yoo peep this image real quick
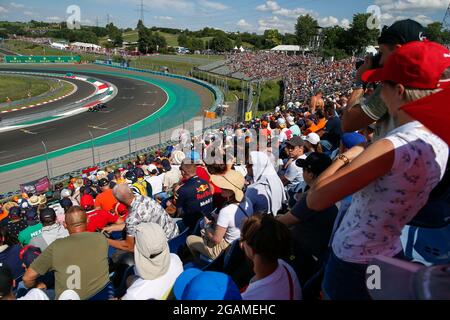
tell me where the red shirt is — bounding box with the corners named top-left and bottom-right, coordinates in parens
top-left (86, 209), bottom-right (119, 232)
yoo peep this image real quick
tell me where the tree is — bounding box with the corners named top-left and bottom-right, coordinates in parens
top-left (210, 34), bottom-right (233, 52)
top-left (263, 29), bottom-right (282, 48)
top-left (137, 20), bottom-right (145, 32)
top-left (346, 13), bottom-right (380, 54)
top-left (426, 22), bottom-right (445, 44)
top-left (295, 14), bottom-right (319, 46)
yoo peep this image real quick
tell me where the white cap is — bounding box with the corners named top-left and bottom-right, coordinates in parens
top-left (59, 290), bottom-right (81, 300)
top-left (305, 133), bottom-right (321, 145)
top-left (60, 189), bottom-right (71, 199)
top-left (277, 118), bottom-right (286, 125)
top-left (286, 116), bottom-right (295, 126)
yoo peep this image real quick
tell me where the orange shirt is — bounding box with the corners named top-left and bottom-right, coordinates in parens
top-left (94, 189), bottom-right (118, 213)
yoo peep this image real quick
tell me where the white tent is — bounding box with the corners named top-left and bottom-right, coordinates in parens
top-left (271, 45), bottom-right (309, 54)
top-left (239, 46), bottom-right (245, 52)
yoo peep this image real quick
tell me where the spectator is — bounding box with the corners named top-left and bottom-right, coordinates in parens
top-left (277, 153), bottom-right (337, 285)
top-left (126, 168), bottom-right (152, 197)
top-left (174, 160), bottom-right (214, 230)
top-left (95, 178), bottom-right (118, 213)
top-left (307, 41), bottom-right (450, 299)
top-left (322, 106), bottom-right (342, 151)
top-left (173, 268), bottom-right (242, 300)
top-left (0, 227), bottom-right (23, 279)
top-left (245, 151), bottom-right (287, 215)
top-left (240, 214), bottom-right (302, 300)
top-left (112, 169), bottom-right (127, 186)
top-left (23, 206), bottom-right (112, 300)
top-left (59, 198), bottom-right (73, 213)
top-left (29, 208), bottom-right (69, 251)
top-left (163, 156), bottom-right (183, 194)
top-left (0, 266), bottom-right (49, 300)
top-left (304, 133), bottom-right (323, 155)
top-left (4, 207), bottom-right (28, 240)
top-left (279, 136), bottom-right (307, 204)
top-left (121, 223), bottom-right (183, 300)
top-left (277, 118), bottom-right (293, 144)
top-left (18, 207), bottom-right (42, 246)
top-left (343, 19), bottom-right (427, 139)
top-left (310, 89), bottom-right (324, 113)
top-left (144, 165), bottom-right (165, 198)
top-left (287, 116), bottom-right (301, 137)
top-left (80, 194), bottom-right (124, 233)
top-left (187, 170), bottom-right (253, 260)
top-left (103, 184), bottom-right (179, 252)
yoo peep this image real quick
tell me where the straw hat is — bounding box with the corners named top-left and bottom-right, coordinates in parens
top-left (210, 170), bottom-right (245, 202)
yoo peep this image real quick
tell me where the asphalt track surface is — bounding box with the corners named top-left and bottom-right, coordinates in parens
top-left (0, 66), bottom-right (214, 166)
top-left (0, 75), bottom-right (95, 120)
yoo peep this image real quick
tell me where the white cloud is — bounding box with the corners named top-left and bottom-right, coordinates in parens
top-left (341, 18), bottom-right (351, 29)
top-left (46, 16), bottom-right (62, 22)
top-left (375, 0), bottom-right (448, 12)
top-left (379, 12), bottom-right (434, 26)
top-left (319, 16), bottom-right (339, 27)
top-left (24, 11), bottom-right (35, 16)
top-left (0, 6), bottom-right (8, 14)
top-left (237, 19), bottom-right (251, 29)
top-left (274, 7), bottom-right (317, 19)
top-left (258, 16), bottom-right (294, 34)
top-left (256, 1), bottom-right (281, 12)
top-left (154, 16), bottom-right (174, 21)
top-left (198, 0), bottom-right (228, 11)
top-left (9, 2), bottom-right (25, 9)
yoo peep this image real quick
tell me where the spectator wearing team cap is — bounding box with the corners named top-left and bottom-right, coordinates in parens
top-left (307, 41), bottom-right (450, 300)
top-left (0, 227), bottom-right (24, 280)
top-left (29, 208), bottom-right (69, 251)
top-left (59, 197), bottom-right (73, 213)
top-left (278, 153), bottom-right (337, 286)
top-left (344, 19), bottom-right (428, 140)
top-left (94, 178), bottom-right (118, 213)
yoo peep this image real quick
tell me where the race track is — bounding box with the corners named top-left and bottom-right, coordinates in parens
top-left (0, 64), bottom-right (214, 170)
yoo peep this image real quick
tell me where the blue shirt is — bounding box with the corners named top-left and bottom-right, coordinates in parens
top-left (176, 176), bottom-right (214, 230)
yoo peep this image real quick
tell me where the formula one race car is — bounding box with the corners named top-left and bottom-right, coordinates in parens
top-left (88, 103), bottom-right (107, 112)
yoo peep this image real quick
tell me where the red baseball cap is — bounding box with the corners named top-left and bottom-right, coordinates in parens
top-left (80, 194), bottom-right (94, 210)
top-left (362, 41), bottom-right (450, 90)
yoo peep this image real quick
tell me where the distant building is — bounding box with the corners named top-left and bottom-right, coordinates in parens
top-left (70, 42), bottom-right (102, 51)
top-left (270, 45), bottom-right (310, 55)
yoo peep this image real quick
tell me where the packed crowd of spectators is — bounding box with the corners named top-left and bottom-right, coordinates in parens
top-left (224, 51), bottom-right (354, 103)
top-left (0, 19), bottom-right (449, 301)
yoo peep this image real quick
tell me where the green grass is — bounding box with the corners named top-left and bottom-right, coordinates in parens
top-left (0, 75), bottom-right (52, 103)
top-left (0, 79), bottom-right (74, 110)
top-left (2, 40), bottom-right (104, 62)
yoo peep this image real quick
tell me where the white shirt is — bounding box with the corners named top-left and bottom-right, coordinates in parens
top-left (18, 288), bottom-right (49, 300)
top-left (242, 259), bottom-right (302, 300)
top-left (332, 121), bottom-right (448, 264)
top-left (278, 128), bottom-right (292, 143)
top-left (145, 174), bottom-right (165, 195)
top-left (216, 197), bottom-right (254, 243)
top-left (284, 154), bottom-right (306, 191)
top-left (122, 254), bottom-right (183, 300)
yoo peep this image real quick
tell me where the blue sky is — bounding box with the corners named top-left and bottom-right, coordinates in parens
top-left (0, 0), bottom-right (448, 33)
